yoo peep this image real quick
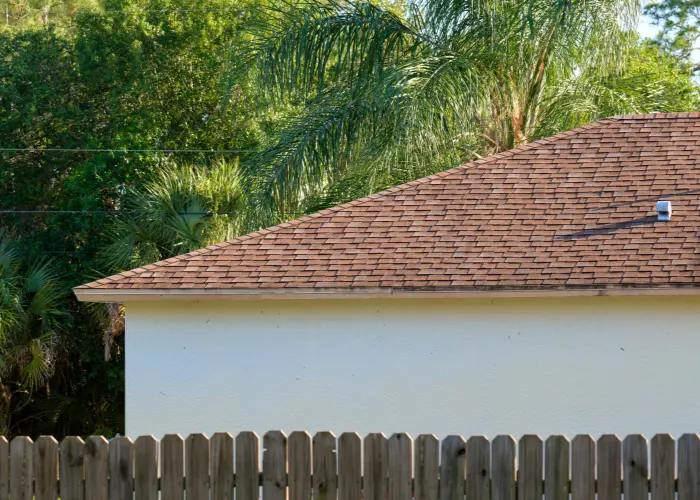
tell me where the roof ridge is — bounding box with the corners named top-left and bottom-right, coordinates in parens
top-left (612, 112), bottom-right (700, 120)
top-left (78, 115), bottom-right (624, 289)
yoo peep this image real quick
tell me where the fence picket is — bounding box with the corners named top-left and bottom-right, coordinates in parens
top-left (597, 435), bottom-right (621, 500)
top-left (211, 433), bottom-right (235, 500)
top-left (338, 432), bottom-right (361, 500)
top-left (414, 434), bottom-right (438, 500)
top-left (135, 435), bottom-right (158, 500)
top-left (262, 431), bottom-right (286, 500)
top-left (60, 436), bottom-right (85, 500)
top-left (186, 434), bottom-right (209, 500)
top-left (10, 436), bottom-right (33, 500)
top-left (85, 436), bottom-right (108, 500)
top-left (313, 432), bottom-right (337, 500)
top-left (388, 433), bottom-right (412, 500)
top-left (290, 432), bottom-right (312, 500)
top-left (518, 435), bottom-right (543, 500)
top-left (34, 436), bottom-right (58, 500)
top-left (0, 437), bottom-right (8, 500)
top-left (161, 434), bottom-right (184, 500)
top-left (109, 436), bottom-right (133, 500)
top-left (678, 433), bottom-right (700, 500)
top-left (236, 432), bottom-right (260, 500)
top-left (651, 434), bottom-right (674, 500)
top-left (544, 435), bottom-right (569, 500)
top-left (466, 436), bottom-right (489, 500)
top-left (623, 435), bottom-right (648, 500)
top-left (491, 436), bottom-right (515, 500)
top-left (440, 435), bottom-right (465, 500)
top-left (571, 435), bottom-right (594, 500)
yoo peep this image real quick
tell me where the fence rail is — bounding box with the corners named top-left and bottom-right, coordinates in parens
top-left (0, 432), bottom-right (697, 499)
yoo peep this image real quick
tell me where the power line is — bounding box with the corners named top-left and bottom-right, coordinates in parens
top-left (0, 210), bottom-right (306, 216)
top-left (84, 8), bottom-right (237, 14)
top-left (0, 210), bottom-right (237, 215)
top-left (0, 147), bottom-right (254, 154)
top-left (14, 249), bottom-right (97, 255)
top-left (6, 7), bottom-right (239, 17)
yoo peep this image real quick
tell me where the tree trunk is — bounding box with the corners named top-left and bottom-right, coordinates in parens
top-left (0, 386), bottom-right (12, 436)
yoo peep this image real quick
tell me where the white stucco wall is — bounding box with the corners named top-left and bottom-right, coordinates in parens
top-left (125, 295), bottom-right (700, 439)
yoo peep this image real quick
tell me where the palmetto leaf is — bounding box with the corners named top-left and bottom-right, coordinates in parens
top-left (0, 235), bottom-right (19, 283)
top-left (17, 337), bottom-right (55, 390)
top-left (25, 259), bottom-right (57, 295)
top-left (101, 160), bottom-right (246, 273)
top-left (0, 233), bottom-right (22, 340)
top-left (23, 261), bottom-right (67, 336)
top-left (99, 217), bottom-right (164, 272)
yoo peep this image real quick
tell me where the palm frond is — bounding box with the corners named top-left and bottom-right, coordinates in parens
top-left (535, 53), bottom-right (700, 139)
top-left (235, 0), bottom-right (422, 100)
top-left (248, 93), bottom-right (372, 221)
top-left (247, 46), bottom-right (490, 221)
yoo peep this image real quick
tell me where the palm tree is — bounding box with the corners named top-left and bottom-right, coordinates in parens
top-left (233, 0), bottom-right (692, 225)
top-left (100, 159), bottom-right (246, 273)
top-left (0, 233), bottom-right (66, 434)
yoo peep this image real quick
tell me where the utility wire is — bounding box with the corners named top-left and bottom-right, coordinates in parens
top-left (14, 249), bottom-right (98, 255)
top-left (85, 8), bottom-right (238, 13)
top-left (6, 7), bottom-right (239, 16)
top-left (0, 210), bottom-right (236, 215)
top-left (0, 210), bottom-right (306, 216)
top-left (0, 147), bottom-right (254, 154)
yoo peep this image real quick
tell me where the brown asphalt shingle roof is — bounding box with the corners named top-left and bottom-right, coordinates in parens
top-left (78, 113), bottom-right (700, 294)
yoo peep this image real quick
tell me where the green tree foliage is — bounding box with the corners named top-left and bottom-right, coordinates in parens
top-left (645, 0), bottom-right (700, 61)
top-left (0, 23), bottom-right (122, 435)
top-left (235, 0), bottom-right (700, 221)
top-left (533, 37), bottom-right (700, 140)
top-left (0, 0), bottom-right (265, 437)
top-left (0, 0), bottom-right (100, 29)
top-left (75, 0), bottom-right (265, 160)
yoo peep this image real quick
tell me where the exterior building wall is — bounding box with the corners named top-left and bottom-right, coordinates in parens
top-left (125, 295), bottom-right (700, 439)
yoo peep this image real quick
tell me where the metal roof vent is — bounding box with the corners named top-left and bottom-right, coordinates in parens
top-left (657, 200), bottom-right (672, 221)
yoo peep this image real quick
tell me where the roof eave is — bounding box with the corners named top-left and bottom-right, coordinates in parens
top-left (73, 285), bottom-right (700, 303)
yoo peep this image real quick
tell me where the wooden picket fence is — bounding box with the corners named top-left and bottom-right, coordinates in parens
top-left (0, 431), bottom-right (698, 499)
